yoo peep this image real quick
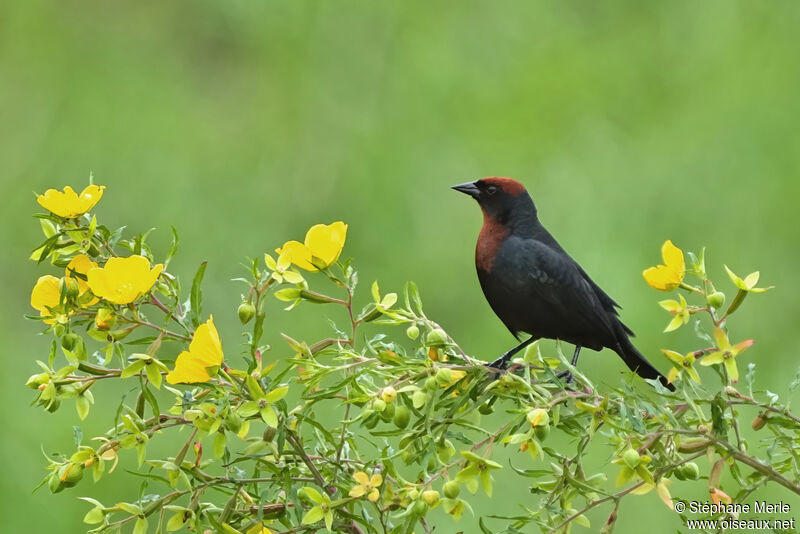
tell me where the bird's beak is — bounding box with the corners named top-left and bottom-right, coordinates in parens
top-left (451, 181), bottom-right (480, 199)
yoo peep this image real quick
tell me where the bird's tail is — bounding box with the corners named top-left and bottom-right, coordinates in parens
top-left (614, 332), bottom-right (675, 392)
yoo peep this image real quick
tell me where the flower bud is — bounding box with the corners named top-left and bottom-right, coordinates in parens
top-left (426, 328), bottom-right (447, 346)
top-left (56, 463), bottom-right (84, 489)
top-left (751, 413), bottom-right (767, 430)
top-left (422, 490), bottom-right (440, 506)
top-left (26, 373), bottom-right (50, 389)
top-left (622, 448), bottom-right (640, 469)
top-left (237, 302), bottom-right (256, 324)
top-left (407, 488), bottom-right (419, 501)
top-left (526, 408), bottom-right (549, 428)
top-left (263, 426), bottom-right (277, 443)
top-left (380, 386), bottom-right (397, 404)
top-left (406, 325), bottom-right (420, 340)
top-left (393, 405), bottom-right (410, 429)
top-left (61, 333), bottom-right (80, 352)
top-left (707, 291), bottom-right (725, 309)
top-left (60, 277), bottom-right (80, 299)
top-left (95, 308), bottom-right (115, 330)
top-left (443, 480), bottom-right (460, 499)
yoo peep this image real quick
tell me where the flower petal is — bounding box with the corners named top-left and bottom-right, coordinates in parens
top-left (277, 241), bottom-right (316, 271)
top-left (661, 240), bottom-right (685, 275)
top-left (352, 471), bottom-right (369, 485)
top-left (700, 351), bottom-right (724, 366)
top-left (724, 358), bottom-right (739, 382)
top-left (643, 266), bottom-right (679, 291)
top-left (712, 328), bottom-right (730, 351)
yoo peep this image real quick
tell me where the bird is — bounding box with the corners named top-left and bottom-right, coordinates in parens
top-left (452, 176), bottom-right (674, 391)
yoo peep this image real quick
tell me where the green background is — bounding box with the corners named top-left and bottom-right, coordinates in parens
top-left (2, 1), bottom-right (799, 532)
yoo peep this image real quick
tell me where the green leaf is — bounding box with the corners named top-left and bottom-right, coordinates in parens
top-left (237, 401), bottom-right (260, 418)
top-left (166, 511), bottom-right (188, 531)
top-left (144, 362), bottom-right (162, 389)
top-left (302, 487), bottom-right (325, 505)
top-left (265, 385), bottom-right (288, 403)
top-left (213, 432), bottom-right (227, 460)
top-left (121, 360), bottom-right (146, 379)
top-left (116, 502), bottom-right (143, 515)
top-left (260, 405), bottom-right (278, 427)
top-left (302, 505), bottom-right (324, 525)
top-left (76, 395), bottom-right (90, 421)
top-left (83, 507), bottom-right (104, 524)
top-left (371, 280), bottom-right (381, 302)
top-left (165, 226), bottom-right (179, 267)
top-left (190, 261), bottom-right (207, 328)
top-left (133, 517), bottom-right (148, 534)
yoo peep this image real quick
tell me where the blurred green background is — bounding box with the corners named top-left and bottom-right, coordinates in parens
top-left (3, 1), bottom-right (800, 532)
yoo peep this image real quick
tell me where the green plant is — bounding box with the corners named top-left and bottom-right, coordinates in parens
top-left (27, 184), bottom-right (798, 533)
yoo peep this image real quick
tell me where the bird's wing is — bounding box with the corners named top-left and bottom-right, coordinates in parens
top-left (497, 236), bottom-right (618, 344)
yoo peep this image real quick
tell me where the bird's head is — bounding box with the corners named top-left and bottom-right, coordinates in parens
top-left (451, 177), bottom-right (536, 225)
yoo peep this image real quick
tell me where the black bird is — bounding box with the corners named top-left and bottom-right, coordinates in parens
top-left (452, 177), bottom-right (673, 391)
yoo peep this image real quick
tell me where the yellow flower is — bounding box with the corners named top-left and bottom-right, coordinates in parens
top-left (37, 185), bottom-right (105, 218)
top-left (65, 254), bottom-right (99, 306)
top-left (643, 240), bottom-right (685, 291)
top-left (166, 316), bottom-right (224, 384)
top-left (659, 293), bottom-right (689, 332)
top-left (662, 350), bottom-right (701, 384)
top-left (348, 471), bottom-right (382, 502)
top-left (30, 275), bottom-right (64, 324)
top-left (699, 327), bottom-right (754, 383)
top-left (87, 255), bottom-right (163, 305)
top-left (276, 222), bottom-right (348, 272)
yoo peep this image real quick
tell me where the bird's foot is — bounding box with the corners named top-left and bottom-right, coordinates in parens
top-left (556, 369), bottom-right (577, 387)
top-left (486, 353), bottom-right (511, 370)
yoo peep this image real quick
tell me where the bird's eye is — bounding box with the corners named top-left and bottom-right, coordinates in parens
top-left (486, 185), bottom-right (498, 196)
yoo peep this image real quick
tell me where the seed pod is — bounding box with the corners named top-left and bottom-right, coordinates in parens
top-left (707, 291), bottom-right (725, 309)
top-left (426, 329), bottom-right (447, 346)
top-left (412, 500), bottom-right (428, 516)
top-left (681, 462), bottom-right (700, 480)
top-left (422, 490), bottom-right (440, 506)
top-left (424, 377), bottom-right (438, 392)
top-left (622, 448), bottom-right (640, 469)
top-left (237, 302), bottom-right (256, 324)
top-left (393, 405), bottom-right (410, 429)
top-left (443, 480), bottom-right (460, 499)
top-left (380, 402), bottom-right (395, 422)
top-left (435, 368), bottom-right (452, 385)
top-left (406, 325), bottom-right (420, 340)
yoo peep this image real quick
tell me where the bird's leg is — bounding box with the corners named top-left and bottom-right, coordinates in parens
top-left (487, 336), bottom-right (539, 370)
top-left (556, 345), bottom-right (582, 383)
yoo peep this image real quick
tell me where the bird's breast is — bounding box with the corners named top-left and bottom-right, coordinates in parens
top-left (475, 213), bottom-right (510, 273)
